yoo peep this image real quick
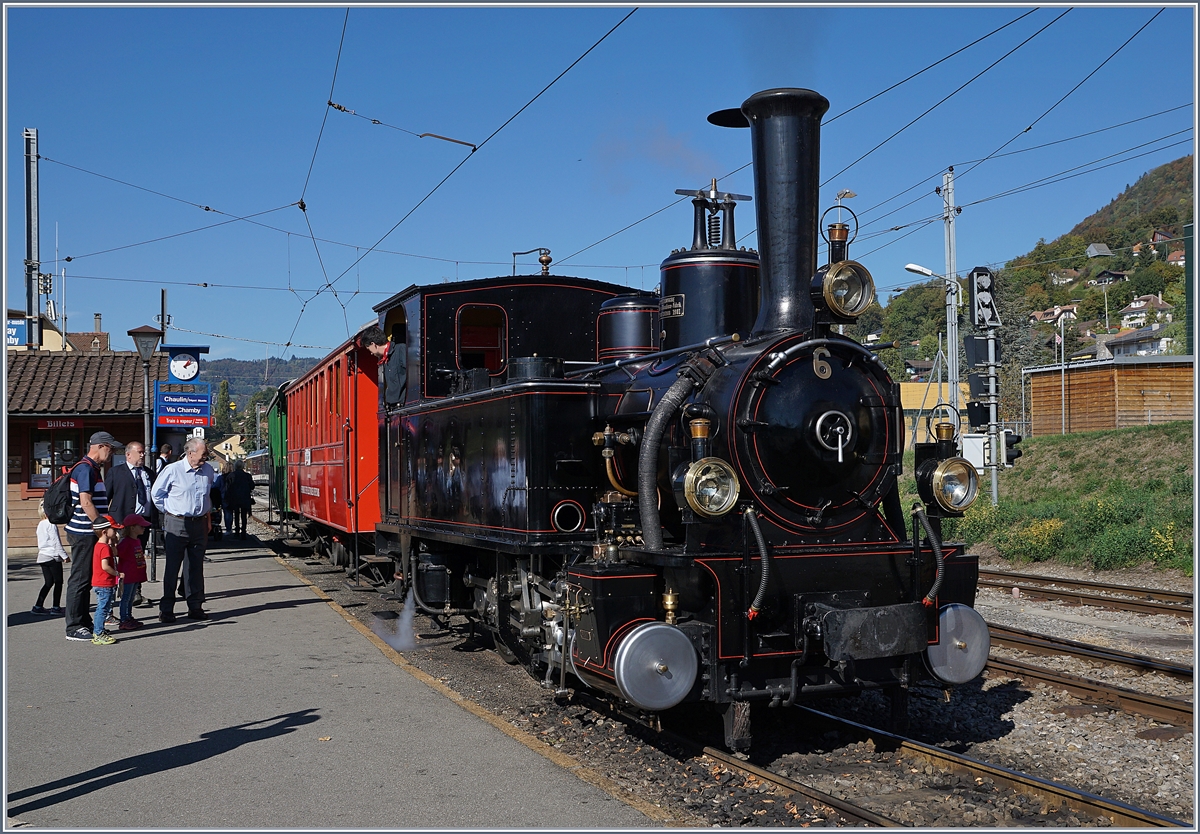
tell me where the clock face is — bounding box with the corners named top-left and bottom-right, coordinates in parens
top-left (171, 353), bottom-right (199, 380)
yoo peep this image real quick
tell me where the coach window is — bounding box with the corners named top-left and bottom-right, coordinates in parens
top-left (457, 305), bottom-right (507, 373)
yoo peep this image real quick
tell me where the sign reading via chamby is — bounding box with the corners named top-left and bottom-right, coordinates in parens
top-left (155, 392), bottom-right (211, 426)
top-left (6, 319), bottom-right (27, 346)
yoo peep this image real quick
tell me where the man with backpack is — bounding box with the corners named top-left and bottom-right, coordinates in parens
top-left (63, 432), bottom-right (123, 642)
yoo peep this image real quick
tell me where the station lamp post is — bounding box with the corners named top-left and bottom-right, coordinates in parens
top-left (904, 263), bottom-right (960, 439)
top-left (128, 324), bottom-right (163, 582)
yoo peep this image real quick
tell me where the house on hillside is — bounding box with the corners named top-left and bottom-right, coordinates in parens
top-left (904, 358), bottom-right (934, 381)
top-left (1166, 249), bottom-right (1186, 269)
top-left (1106, 322), bottom-right (1174, 357)
top-left (1028, 304), bottom-right (1078, 325)
top-left (1049, 268), bottom-right (1079, 286)
top-left (1085, 243), bottom-right (1114, 259)
top-left (1087, 269), bottom-right (1129, 287)
top-left (1118, 294), bottom-right (1173, 329)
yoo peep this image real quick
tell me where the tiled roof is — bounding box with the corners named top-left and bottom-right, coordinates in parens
top-left (1106, 324), bottom-right (1169, 348)
top-left (7, 351), bottom-right (171, 415)
top-left (65, 331), bottom-right (111, 352)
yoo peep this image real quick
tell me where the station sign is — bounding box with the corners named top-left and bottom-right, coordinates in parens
top-left (37, 419), bottom-right (81, 429)
top-left (6, 319), bottom-right (27, 346)
top-left (155, 391), bottom-right (211, 426)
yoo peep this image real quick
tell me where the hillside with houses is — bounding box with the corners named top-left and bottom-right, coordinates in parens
top-left (849, 155), bottom-right (1192, 425)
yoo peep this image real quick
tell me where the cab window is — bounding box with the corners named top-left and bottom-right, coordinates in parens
top-left (456, 305), bottom-right (506, 373)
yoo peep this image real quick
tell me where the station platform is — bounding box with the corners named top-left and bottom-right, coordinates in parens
top-left (4, 537), bottom-right (656, 829)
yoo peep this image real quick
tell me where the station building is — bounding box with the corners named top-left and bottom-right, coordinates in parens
top-left (6, 349), bottom-right (170, 550)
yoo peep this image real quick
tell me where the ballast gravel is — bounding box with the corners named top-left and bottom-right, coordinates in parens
top-left (265, 513), bottom-right (1193, 827)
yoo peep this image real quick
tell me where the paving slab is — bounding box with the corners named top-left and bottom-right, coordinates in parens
top-left (4, 539), bottom-right (655, 829)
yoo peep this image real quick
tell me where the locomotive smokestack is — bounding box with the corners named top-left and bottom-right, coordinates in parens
top-left (709, 88), bottom-right (829, 335)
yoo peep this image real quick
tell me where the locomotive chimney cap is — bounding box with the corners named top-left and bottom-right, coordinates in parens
top-left (708, 88), bottom-right (830, 129)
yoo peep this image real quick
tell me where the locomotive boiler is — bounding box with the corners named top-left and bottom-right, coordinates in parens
top-left (352, 88), bottom-right (990, 749)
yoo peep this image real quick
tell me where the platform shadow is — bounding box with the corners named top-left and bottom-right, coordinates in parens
top-left (6, 709), bottom-right (321, 816)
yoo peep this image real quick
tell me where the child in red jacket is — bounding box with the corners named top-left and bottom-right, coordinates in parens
top-left (91, 515), bottom-right (124, 645)
top-left (116, 514), bottom-right (151, 630)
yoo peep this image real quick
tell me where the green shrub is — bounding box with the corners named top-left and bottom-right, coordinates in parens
top-left (1091, 525), bottom-right (1150, 570)
top-left (998, 518), bottom-right (1066, 563)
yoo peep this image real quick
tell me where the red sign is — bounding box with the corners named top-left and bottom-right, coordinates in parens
top-left (37, 419), bottom-right (81, 429)
top-left (157, 415), bottom-right (211, 426)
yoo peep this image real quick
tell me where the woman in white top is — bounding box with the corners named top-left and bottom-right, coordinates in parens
top-left (33, 501), bottom-right (69, 615)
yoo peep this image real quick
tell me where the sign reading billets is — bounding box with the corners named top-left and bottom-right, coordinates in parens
top-left (155, 392), bottom-right (211, 426)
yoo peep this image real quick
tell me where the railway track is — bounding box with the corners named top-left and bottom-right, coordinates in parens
top-left (574, 692), bottom-right (1189, 827)
top-left (988, 623), bottom-right (1193, 679)
top-left (979, 569), bottom-right (1193, 618)
top-left (794, 707), bottom-right (1191, 828)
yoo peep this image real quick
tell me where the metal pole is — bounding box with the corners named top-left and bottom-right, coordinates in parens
top-left (159, 288), bottom-right (169, 344)
top-left (987, 330), bottom-right (999, 506)
top-left (143, 359), bottom-right (157, 584)
top-left (24, 128), bottom-right (42, 348)
top-left (942, 168), bottom-right (959, 439)
top-left (1060, 317), bottom-right (1066, 435)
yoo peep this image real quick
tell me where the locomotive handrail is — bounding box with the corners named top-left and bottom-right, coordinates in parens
top-left (564, 333), bottom-right (741, 380)
top-left (763, 336), bottom-right (886, 375)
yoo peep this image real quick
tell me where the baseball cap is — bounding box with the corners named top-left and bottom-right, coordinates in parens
top-left (122, 514), bottom-right (151, 529)
top-left (93, 514), bottom-right (124, 532)
top-left (89, 431), bottom-right (125, 450)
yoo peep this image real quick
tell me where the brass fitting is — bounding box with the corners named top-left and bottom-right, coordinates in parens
top-left (662, 587), bottom-right (679, 625)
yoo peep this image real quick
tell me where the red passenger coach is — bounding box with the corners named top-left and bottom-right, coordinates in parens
top-left (284, 335), bottom-right (381, 566)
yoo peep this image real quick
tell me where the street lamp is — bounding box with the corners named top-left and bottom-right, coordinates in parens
top-left (835, 189), bottom-right (856, 223)
top-left (128, 324), bottom-right (162, 584)
top-left (1086, 243), bottom-right (1115, 331)
top-left (905, 263), bottom-right (961, 435)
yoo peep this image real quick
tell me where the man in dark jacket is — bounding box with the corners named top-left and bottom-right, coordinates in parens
top-left (108, 440), bottom-right (155, 538)
top-left (224, 460), bottom-right (255, 538)
top-left (356, 325), bottom-right (406, 407)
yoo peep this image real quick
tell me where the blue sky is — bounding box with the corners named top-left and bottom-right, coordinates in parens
top-left (5, 4), bottom-right (1196, 362)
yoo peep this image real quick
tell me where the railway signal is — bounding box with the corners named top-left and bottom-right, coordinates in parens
top-left (1003, 430), bottom-right (1023, 466)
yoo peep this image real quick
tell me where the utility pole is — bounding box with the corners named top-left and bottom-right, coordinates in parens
top-left (940, 167), bottom-right (960, 440)
top-left (24, 128), bottom-right (42, 348)
top-left (157, 287), bottom-right (171, 343)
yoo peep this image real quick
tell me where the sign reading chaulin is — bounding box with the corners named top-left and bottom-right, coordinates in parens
top-left (155, 392), bottom-right (211, 426)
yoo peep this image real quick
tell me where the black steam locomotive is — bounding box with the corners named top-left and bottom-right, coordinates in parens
top-left (367, 88), bottom-right (988, 749)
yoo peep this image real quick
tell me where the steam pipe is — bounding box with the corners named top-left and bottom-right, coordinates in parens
top-left (912, 503), bottom-right (945, 607)
top-left (638, 373), bottom-right (696, 550)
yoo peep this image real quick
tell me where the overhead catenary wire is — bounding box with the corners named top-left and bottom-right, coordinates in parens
top-left (954, 8), bottom-right (1167, 184)
top-left (277, 7), bottom-right (638, 351)
top-left (820, 8), bottom-right (1071, 187)
top-left (301, 8), bottom-right (350, 202)
top-left (562, 10), bottom-right (1044, 264)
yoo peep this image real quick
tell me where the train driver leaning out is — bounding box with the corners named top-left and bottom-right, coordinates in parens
top-left (357, 325), bottom-right (406, 407)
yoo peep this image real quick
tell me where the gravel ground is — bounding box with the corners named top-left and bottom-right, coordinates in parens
top-left (257, 509), bottom-right (1194, 827)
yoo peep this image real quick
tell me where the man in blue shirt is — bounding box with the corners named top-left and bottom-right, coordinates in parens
top-left (64, 431), bottom-right (123, 641)
top-left (151, 437), bottom-right (216, 622)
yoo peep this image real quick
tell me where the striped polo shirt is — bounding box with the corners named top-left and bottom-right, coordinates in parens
top-left (65, 458), bottom-right (108, 537)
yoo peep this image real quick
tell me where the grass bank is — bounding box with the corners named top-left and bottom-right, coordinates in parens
top-left (898, 421), bottom-right (1194, 575)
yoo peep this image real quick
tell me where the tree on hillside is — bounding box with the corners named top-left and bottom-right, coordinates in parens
top-left (213, 380), bottom-right (233, 435)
